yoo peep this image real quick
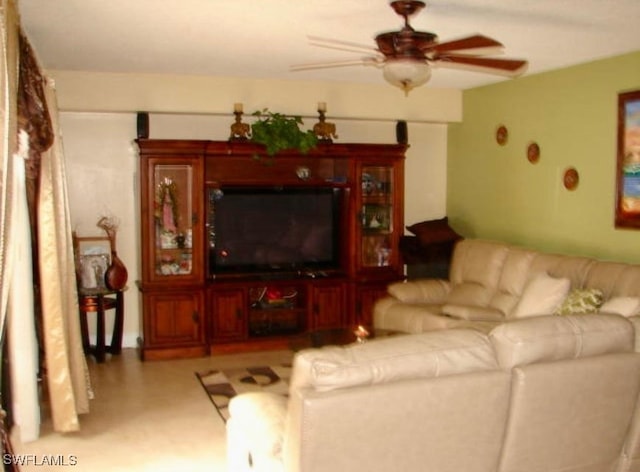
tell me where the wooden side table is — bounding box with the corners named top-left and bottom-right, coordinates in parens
top-left (78, 287), bottom-right (125, 363)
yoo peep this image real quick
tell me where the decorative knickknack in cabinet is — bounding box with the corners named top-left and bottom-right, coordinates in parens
top-left (136, 139), bottom-right (405, 359)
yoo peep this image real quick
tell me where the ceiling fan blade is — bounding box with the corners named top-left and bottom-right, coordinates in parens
top-left (308, 35), bottom-right (379, 55)
top-left (290, 57), bottom-right (381, 72)
top-left (433, 54), bottom-right (528, 76)
top-left (430, 34), bottom-right (504, 54)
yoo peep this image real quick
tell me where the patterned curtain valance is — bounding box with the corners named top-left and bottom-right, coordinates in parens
top-left (17, 31), bottom-right (53, 169)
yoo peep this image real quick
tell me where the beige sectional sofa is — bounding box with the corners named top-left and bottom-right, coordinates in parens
top-left (226, 239), bottom-right (640, 471)
top-left (227, 313), bottom-right (640, 472)
top-left (374, 239), bottom-right (640, 335)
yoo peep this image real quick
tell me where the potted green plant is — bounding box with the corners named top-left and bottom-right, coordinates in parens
top-left (250, 108), bottom-right (318, 158)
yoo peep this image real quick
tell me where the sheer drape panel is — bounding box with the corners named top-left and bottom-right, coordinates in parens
top-left (8, 131), bottom-right (39, 442)
top-left (0, 0), bottom-right (41, 445)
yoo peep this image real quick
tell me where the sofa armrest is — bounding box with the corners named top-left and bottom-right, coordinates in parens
top-left (441, 304), bottom-right (505, 322)
top-left (628, 315), bottom-right (640, 352)
top-left (373, 297), bottom-right (446, 333)
top-left (227, 392), bottom-right (288, 472)
top-left (387, 278), bottom-right (451, 304)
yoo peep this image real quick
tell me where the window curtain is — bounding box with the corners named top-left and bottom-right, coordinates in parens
top-left (0, 1), bottom-right (91, 443)
top-left (0, 0), bottom-right (19, 333)
top-left (37, 77), bottom-right (92, 432)
top-left (0, 0), bottom-right (33, 446)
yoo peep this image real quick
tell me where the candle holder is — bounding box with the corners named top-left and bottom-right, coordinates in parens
top-left (313, 103), bottom-right (338, 142)
top-left (354, 325), bottom-right (370, 343)
top-left (229, 103), bottom-right (251, 141)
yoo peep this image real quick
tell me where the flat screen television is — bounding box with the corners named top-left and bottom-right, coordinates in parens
top-left (208, 187), bottom-right (342, 276)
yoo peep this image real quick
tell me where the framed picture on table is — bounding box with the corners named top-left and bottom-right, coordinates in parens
top-left (73, 233), bottom-right (112, 290)
top-left (79, 254), bottom-right (110, 290)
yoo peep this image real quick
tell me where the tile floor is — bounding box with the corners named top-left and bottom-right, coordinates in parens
top-left (11, 348), bottom-right (293, 472)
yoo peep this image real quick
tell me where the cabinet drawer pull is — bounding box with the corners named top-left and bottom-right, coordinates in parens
top-left (192, 311), bottom-right (200, 323)
top-left (236, 308), bottom-right (243, 320)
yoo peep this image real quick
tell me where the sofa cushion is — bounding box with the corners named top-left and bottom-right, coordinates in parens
top-left (488, 248), bottom-right (537, 315)
top-left (600, 297), bottom-right (640, 317)
top-left (446, 282), bottom-right (494, 306)
top-left (555, 288), bottom-right (604, 315)
top-left (291, 329), bottom-right (498, 392)
top-left (529, 253), bottom-right (593, 289)
top-left (584, 261), bottom-right (640, 299)
top-left (449, 239), bottom-right (509, 291)
top-left (510, 273), bottom-right (570, 318)
top-left (490, 314), bottom-right (634, 369)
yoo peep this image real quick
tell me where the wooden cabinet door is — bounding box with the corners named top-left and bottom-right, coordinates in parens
top-left (311, 283), bottom-right (346, 330)
top-left (210, 287), bottom-right (246, 341)
top-left (138, 152), bottom-right (204, 285)
top-left (353, 158), bottom-right (404, 280)
top-left (143, 290), bottom-right (204, 347)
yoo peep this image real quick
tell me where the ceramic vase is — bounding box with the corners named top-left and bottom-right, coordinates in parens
top-left (104, 235), bottom-right (128, 290)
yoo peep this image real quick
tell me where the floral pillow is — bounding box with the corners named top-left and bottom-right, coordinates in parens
top-left (555, 288), bottom-right (604, 315)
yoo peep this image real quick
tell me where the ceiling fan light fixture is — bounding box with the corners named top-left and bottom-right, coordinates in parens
top-left (383, 59), bottom-right (431, 95)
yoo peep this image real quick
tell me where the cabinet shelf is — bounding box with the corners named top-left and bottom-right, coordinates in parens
top-left (156, 248), bottom-right (193, 254)
top-left (362, 195), bottom-right (392, 204)
top-left (362, 228), bottom-right (393, 236)
top-left (249, 308), bottom-right (306, 337)
top-left (156, 249), bottom-right (193, 275)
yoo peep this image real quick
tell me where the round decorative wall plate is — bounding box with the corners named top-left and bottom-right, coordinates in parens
top-left (527, 142), bottom-right (540, 163)
top-left (496, 125), bottom-right (508, 146)
top-left (563, 167), bottom-right (579, 190)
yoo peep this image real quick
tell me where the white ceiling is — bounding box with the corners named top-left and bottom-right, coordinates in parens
top-left (16, 0), bottom-right (640, 91)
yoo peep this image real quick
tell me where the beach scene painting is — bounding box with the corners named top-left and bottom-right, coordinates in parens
top-left (616, 90), bottom-right (640, 227)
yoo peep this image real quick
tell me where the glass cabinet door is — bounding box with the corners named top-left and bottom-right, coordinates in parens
top-left (151, 162), bottom-right (200, 281)
top-left (360, 166), bottom-right (394, 268)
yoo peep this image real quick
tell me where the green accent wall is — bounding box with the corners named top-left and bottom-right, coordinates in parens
top-left (448, 51), bottom-right (640, 263)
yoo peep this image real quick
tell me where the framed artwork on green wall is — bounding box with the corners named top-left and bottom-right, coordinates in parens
top-left (615, 89), bottom-right (640, 229)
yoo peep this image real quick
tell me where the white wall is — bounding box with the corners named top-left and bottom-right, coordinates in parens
top-left (54, 72), bottom-right (453, 347)
top-left (50, 71), bottom-right (462, 123)
top-left (61, 113), bottom-right (139, 347)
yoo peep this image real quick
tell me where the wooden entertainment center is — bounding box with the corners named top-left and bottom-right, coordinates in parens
top-left (136, 139), bottom-right (406, 360)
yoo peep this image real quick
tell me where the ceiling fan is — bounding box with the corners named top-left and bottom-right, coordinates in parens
top-left (292, 0), bottom-right (528, 95)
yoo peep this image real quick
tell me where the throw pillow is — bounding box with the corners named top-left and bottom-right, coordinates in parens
top-left (555, 288), bottom-right (604, 315)
top-left (600, 296), bottom-right (640, 317)
top-left (511, 273), bottom-right (571, 319)
top-left (405, 217), bottom-right (461, 245)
